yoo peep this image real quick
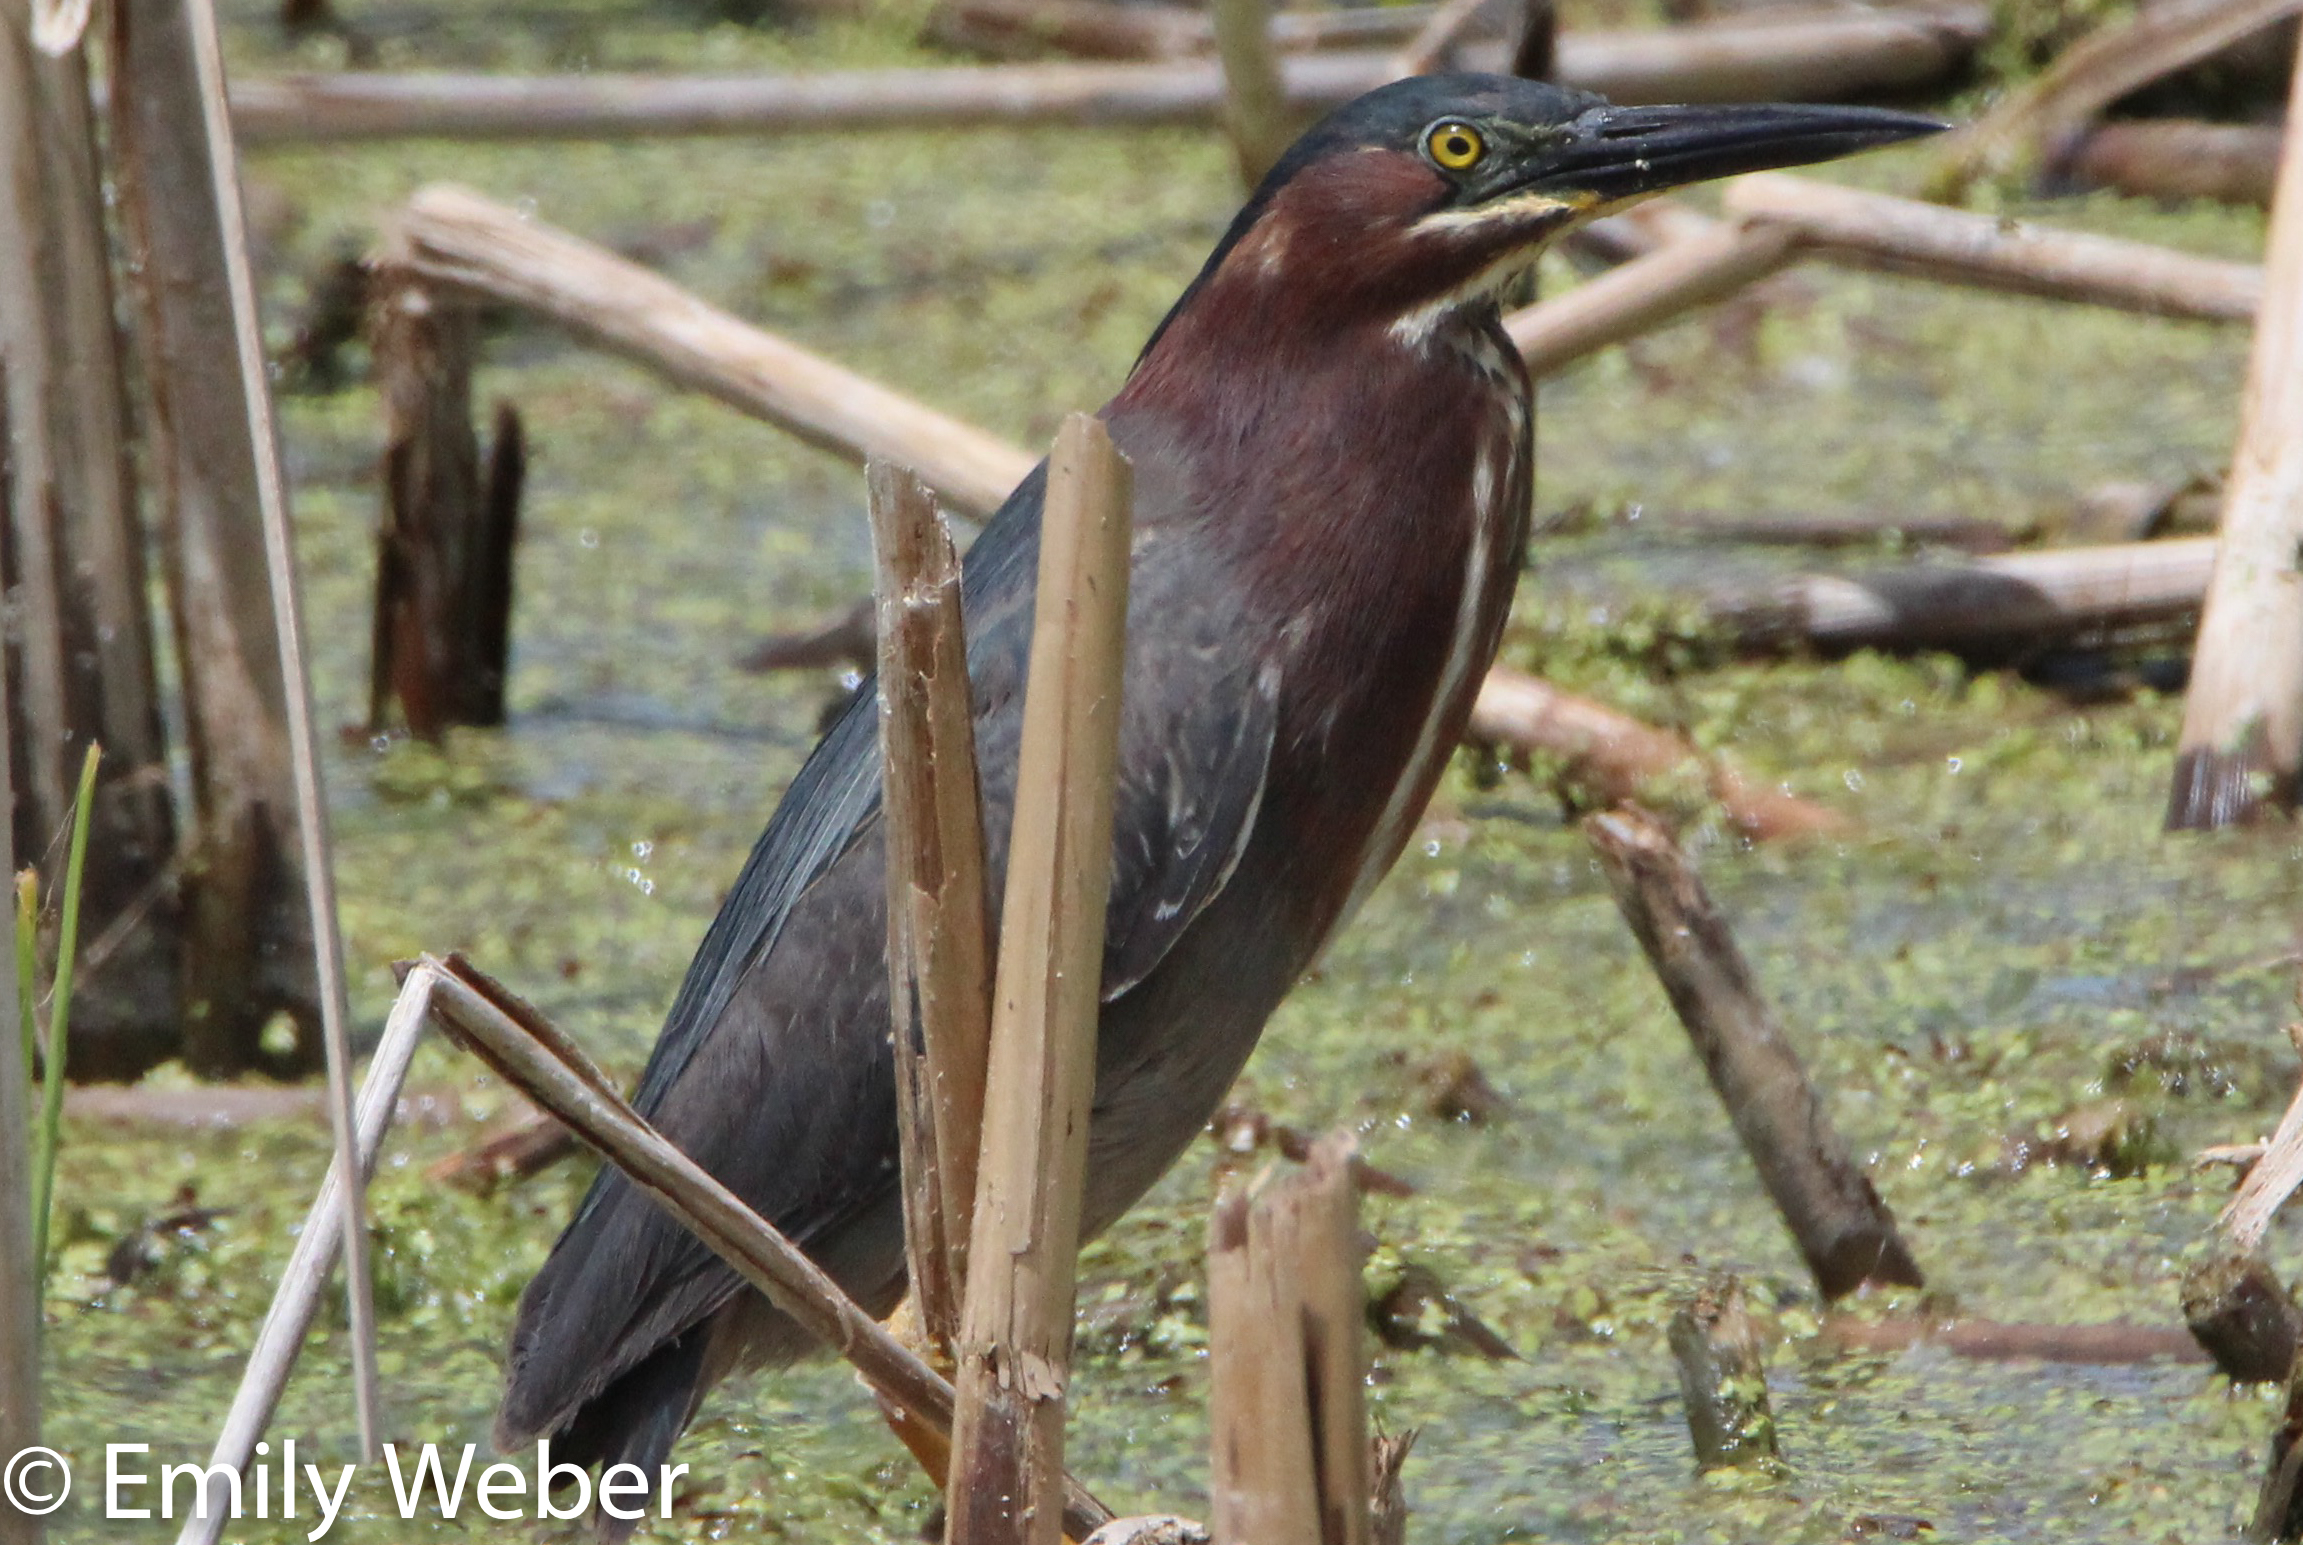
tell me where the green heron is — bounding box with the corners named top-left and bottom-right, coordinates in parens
top-left (499, 73), bottom-right (1940, 1506)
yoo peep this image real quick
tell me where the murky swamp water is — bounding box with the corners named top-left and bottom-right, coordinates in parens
top-left (30, 2), bottom-right (2303, 1538)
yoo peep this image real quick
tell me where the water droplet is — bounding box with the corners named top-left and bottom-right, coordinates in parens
top-left (1843, 769), bottom-right (1864, 792)
top-left (632, 840), bottom-right (653, 858)
top-left (1946, 756), bottom-right (1962, 774)
top-left (513, 195), bottom-right (539, 219)
top-left (578, 528), bottom-right (601, 549)
top-left (864, 199), bottom-right (896, 229)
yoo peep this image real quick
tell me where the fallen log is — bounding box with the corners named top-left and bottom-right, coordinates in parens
top-left (394, 184), bottom-right (1034, 519)
top-left (1467, 667), bottom-right (1843, 840)
top-left (1821, 1316), bottom-right (2211, 1363)
top-left (2063, 119), bottom-right (2283, 207)
top-left (215, 8), bottom-right (1988, 145)
top-left (1924, 0), bottom-right (2303, 197)
top-left (1724, 172), bottom-right (2263, 324)
top-left (2169, 43), bottom-right (2303, 827)
top-left (1707, 537), bottom-right (2217, 660)
top-left (1584, 805), bottom-right (1924, 1301)
top-left (1507, 216), bottom-right (1799, 377)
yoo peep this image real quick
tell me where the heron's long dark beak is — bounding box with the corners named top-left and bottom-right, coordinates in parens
top-left (1536, 101), bottom-right (1948, 203)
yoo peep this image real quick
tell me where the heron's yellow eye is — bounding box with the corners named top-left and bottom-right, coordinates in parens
top-left (1425, 121), bottom-right (1485, 172)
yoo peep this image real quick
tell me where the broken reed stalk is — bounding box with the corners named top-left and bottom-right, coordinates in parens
top-left (2182, 1250), bottom-right (2303, 1385)
top-left (1505, 216), bottom-right (1799, 378)
top-left (210, 7), bottom-right (1987, 145)
top-left (1205, 1132), bottom-right (1371, 1545)
top-left (0, 0), bottom-right (179, 1083)
top-left (0, 568), bottom-right (30, 1545)
top-left (1668, 1272), bottom-right (1781, 1473)
top-left (1208, 0), bottom-right (1294, 187)
top-left (2168, 37), bottom-right (2303, 829)
top-left (2253, 1356), bottom-right (2303, 1542)
top-left (1925, 0), bottom-right (2303, 199)
top-left (1467, 667), bottom-right (1843, 841)
top-left (369, 259), bottom-right (525, 739)
top-left (1723, 173), bottom-right (2263, 324)
top-left (113, 0), bottom-right (381, 1450)
top-left (418, 952), bottom-right (1118, 1538)
top-left (2185, 1041), bottom-right (2303, 1383)
top-left (946, 415), bottom-right (1133, 1545)
top-left (1584, 806), bottom-right (1923, 1300)
top-left (870, 458), bottom-right (996, 1355)
top-left (2064, 120), bottom-right (2282, 208)
top-left (173, 969), bottom-right (438, 1545)
top-left (396, 185), bottom-right (1031, 519)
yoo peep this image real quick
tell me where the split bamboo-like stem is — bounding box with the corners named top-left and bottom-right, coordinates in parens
top-left (2169, 37), bottom-right (2303, 828)
top-left (871, 459), bottom-right (996, 1355)
top-left (1724, 172), bottom-right (2263, 324)
top-left (1206, 1133), bottom-right (1371, 1545)
top-left (210, 8), bottom-right (1987, 145)
top-left (111, 0), bottom-right (379, 1448)
top-left (396, 185), bottom-right (1032, 518)
top-left (1208, 0), bottom-right (1294, 187)
top-left (2063, 119), bottom-right (2282, 208)
top-left (1926, 0), bottom-right (2303, 198)
top-left (1506, 216), bottom-right (1800, 378)
top-left (1467, 667), bottom-right (1843, 841)
top-left (173, 969), bottom-right (438, 1545)
top-left (1584, 805), bottom-right (1924, 1300)
top-left (418, 953), bottom-right (1119, 1539)
top-left (946, 416), bottom-right (1133, 1545)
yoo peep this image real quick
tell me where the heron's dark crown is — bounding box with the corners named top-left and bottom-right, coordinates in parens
top-left (1134, 76), bottom-right (1945, 360)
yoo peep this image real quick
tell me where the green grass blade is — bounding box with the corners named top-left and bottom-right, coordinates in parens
top-left (14, 871), bottom-right (32, 1089)
top-left (30, 743), bottom-right (99, 1288)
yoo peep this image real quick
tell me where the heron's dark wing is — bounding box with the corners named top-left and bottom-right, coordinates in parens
top-left (1097, 583), bottom-right (1279, 999)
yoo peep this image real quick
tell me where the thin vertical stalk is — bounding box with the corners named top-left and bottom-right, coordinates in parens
top-left (871, 458), bottom-right (994, 1357)
top-left (168, 0), bottom-right (380, 1451)
top-left (946, 415), bottom-right (1133, 1545)
top-left (0, 403), bottom-right (32, 1545)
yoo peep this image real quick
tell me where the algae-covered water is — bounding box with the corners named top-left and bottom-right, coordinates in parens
top-left (29, 2), bottom-right (2303, 1538)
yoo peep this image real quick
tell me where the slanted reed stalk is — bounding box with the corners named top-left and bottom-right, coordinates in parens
top-left (28, 743), bottom-right (97, 1289)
